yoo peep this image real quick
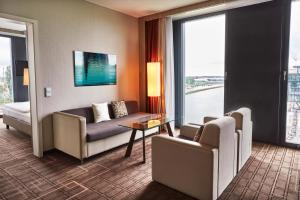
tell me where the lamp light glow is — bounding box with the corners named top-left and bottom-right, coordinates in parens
top-left (23, 68), bottom-right (29, 86)
top-left (147, 62), bottom-right (160, 97)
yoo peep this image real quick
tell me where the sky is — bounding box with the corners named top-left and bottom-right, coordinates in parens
top-left (185, 14), bottom-right (225, 77)
top-left (289, 1), bottom-right (300, 68)
top-left (185, 1), bottom-right (300, 76)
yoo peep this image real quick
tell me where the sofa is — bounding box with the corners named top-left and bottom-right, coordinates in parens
top-left (152, 117), bottom-right (237, 200)
top-left (53, 101), bottom-right (157, 162)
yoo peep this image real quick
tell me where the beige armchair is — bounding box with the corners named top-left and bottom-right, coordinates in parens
top-left (203, 107), bottom-right (253, 172)
top-left (231, 108), bottom-right (252, 170)
top-left (152, 117), bottom-right (236, 200)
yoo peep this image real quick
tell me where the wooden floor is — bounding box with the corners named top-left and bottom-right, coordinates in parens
top-left (0, 124), bottom-right (299, 200)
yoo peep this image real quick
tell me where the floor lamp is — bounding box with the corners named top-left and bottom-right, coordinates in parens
top-left (147, 62), bottom-right (161, 114)
top-left (23, 68), bottom-right (30, 103)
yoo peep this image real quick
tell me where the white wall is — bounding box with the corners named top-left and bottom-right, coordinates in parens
top-left (0, 0), bottom-right (140, 151)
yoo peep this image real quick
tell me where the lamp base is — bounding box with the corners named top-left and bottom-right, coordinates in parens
top-left (147, 96), bottom-right (161, 114)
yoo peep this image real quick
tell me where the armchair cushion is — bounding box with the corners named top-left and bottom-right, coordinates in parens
top-left (180, 124), bottom-right (199, 139)
top-left (199, 123), bottom-right (220, 148)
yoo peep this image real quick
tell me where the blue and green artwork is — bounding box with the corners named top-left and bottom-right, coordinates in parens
top-left (74, 51), bottom-right (117, 86)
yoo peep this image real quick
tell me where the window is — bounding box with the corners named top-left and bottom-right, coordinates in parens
top-left (184, 14), bottom-right (226, 124)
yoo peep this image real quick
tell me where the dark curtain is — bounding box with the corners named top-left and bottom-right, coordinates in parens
top-left (145, 19), bottom-right (160, 113)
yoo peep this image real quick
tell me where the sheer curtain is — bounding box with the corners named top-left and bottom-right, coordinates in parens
top-left (159, 17), bottom-right (175, 127)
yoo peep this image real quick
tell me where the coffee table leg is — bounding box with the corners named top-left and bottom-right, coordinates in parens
top-left (125, 129), bottom-right (137, 157)
top-left (142, 130), bottom-right (146, 163)
top-left (165, 122), bottom-right (174, 137)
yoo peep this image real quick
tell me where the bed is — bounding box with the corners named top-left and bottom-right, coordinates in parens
top-left (2, 101), bottom-right (32, 136)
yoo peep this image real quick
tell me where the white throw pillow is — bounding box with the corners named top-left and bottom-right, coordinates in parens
top-left (92, 102), bottom-right (111, 123)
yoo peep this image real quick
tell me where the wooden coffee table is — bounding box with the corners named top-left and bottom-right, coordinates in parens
top-left (119, 114), bottom-right (174, 163)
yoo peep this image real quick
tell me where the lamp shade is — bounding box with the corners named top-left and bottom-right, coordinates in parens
top-left (147, 62), bottom-right (160, 97)
top-left (23, 68), bottom-right (29, 86)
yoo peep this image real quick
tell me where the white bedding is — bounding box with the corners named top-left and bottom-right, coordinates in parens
top-left (3, 101), bottom-right (30, 113)
top-left (2, 102), bottom-right (31, 124)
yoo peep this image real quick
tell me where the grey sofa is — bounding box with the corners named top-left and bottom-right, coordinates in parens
top-left (53, 101), bottom-right (157, 162)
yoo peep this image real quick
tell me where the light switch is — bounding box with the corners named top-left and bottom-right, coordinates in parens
top-left (44, 87), bottom-right (52, 97)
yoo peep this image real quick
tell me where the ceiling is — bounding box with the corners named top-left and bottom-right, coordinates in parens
top-left (0, 17), bottom-right (26, 31)
top-left (85, 0), bottom-right (207, 18)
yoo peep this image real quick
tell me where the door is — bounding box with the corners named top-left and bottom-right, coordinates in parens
top-left (225, 1), bottom-right (286, 144)
top-left (285, 0), bottom-right (300, 145)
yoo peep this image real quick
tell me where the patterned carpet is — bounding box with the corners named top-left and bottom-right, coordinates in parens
top-left (0, 125), bottom-right (299, 200)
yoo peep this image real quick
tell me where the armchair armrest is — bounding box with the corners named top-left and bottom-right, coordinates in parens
top-left (53, 112), bottom-right (87, 161)
top-left (152, 135), bottom-right (218, 200)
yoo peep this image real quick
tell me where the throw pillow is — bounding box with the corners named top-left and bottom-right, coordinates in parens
top-left (111, 101), bottom-right (128, 118)
top-left (92, 102), bottom-right (111, 123)
top-left (193, 125), bottom-right (204, 142)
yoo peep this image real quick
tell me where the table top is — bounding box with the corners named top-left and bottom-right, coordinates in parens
top-left (118, 114), bottom-right (173, 131)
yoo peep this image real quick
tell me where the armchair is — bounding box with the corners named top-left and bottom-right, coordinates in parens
top-left (152, 117), bottom-right (236, 200)
top-left (203, 108), bottom-right (253, 171)
top-left (231, 108), bottom-right (252, 170)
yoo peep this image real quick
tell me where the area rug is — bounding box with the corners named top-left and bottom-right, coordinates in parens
top-left (0, 126), bottom-right (299, 200)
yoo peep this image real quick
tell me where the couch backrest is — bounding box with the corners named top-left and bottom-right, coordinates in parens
top-left (62, 101), bottom-right (139, 123)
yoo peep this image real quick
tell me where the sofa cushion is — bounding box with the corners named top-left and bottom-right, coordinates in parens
top-left (86, 112), bottom-right (153, 142)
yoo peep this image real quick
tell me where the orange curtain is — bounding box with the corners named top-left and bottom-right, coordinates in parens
top-left (145, 19), bottom-right (166, 114)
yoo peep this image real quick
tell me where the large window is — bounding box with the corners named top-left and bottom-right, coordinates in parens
top-left (184, 14), bottom-right (225, 124)
top-left (286, 1), bottom-right (300, 144)
top-left (0, 36), bottom-right (13, 113)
